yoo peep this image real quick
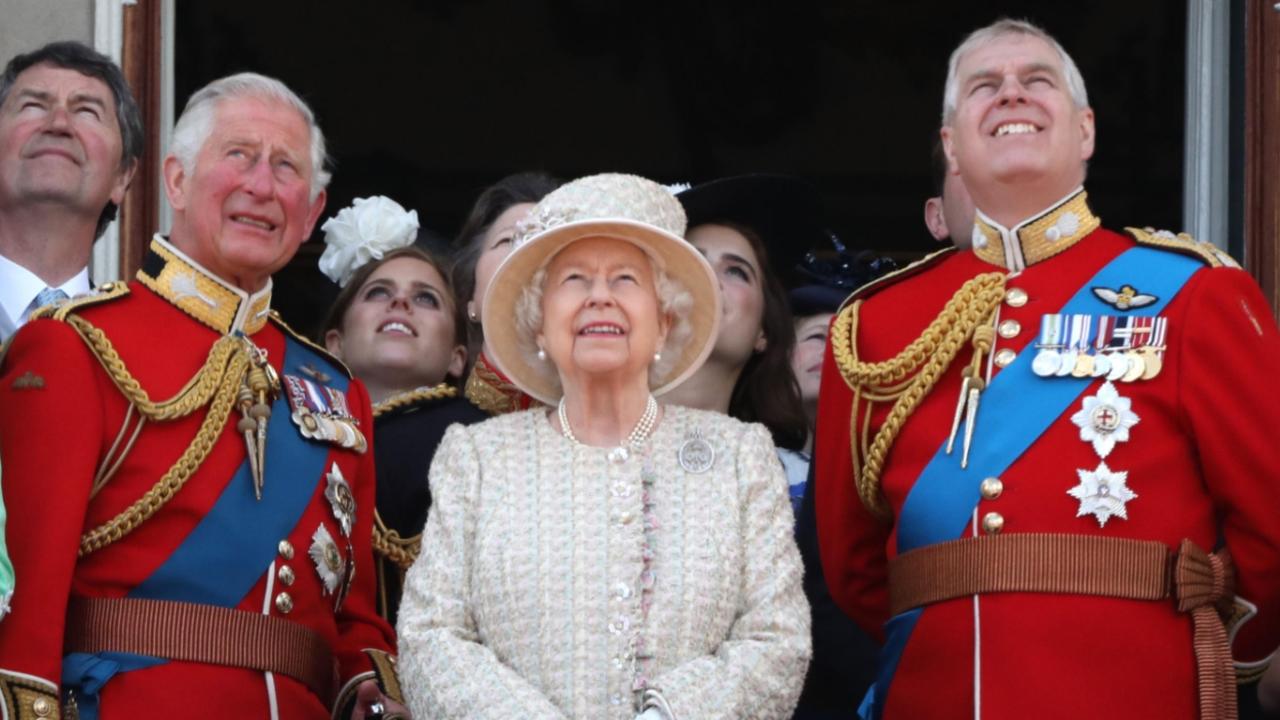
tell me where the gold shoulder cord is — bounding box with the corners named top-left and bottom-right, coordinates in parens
top-left (372, 383), bottom-right (457, 419)
top-left (66, 314), bottom-right (256, 556)
top-left (372, 511), bottom-right (420, 571)
top-left (830, 272), bottom-right (1007, 520)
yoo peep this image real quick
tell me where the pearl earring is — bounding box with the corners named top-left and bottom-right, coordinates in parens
top-left (537, 347), bottom-right (547, 361)
top-left (653, 351), bottom-right (662, 363)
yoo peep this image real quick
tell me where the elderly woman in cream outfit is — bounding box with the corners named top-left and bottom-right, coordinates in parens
top-left (397, 173), bottom-right (810, 719)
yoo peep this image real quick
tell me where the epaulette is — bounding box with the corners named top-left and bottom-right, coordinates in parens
top-left (28, 281), bottom-right (130, 322)
top-left (267, 310), bottom-right (352, 379)
top-left (1125, 227), bottom-right (1240, 269)
top-left (837, 247), bottom-right (958, 311)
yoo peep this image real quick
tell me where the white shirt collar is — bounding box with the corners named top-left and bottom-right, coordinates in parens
top-left (0, 251), bottom-right (90, 327)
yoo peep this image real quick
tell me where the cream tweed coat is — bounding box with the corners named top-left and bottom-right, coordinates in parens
top-left (397, 405), bottom-right (811, 719)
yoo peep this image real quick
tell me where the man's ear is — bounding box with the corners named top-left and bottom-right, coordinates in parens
top-left (1078, 106), bottom-right (1096, 163)
top-left (162, 155), bottom-right (188, 211)
top-left (940, 126), bottom-right (960, 176)
top-left (924, 197), bottom-right (949, 242)
top-left (109, 158), bottom-right (139, 206)
top-left (303, 188), bottom-right (328, 238)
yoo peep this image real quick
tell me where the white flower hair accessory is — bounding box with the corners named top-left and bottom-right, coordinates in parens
top-left (318, 196), bottom-right (420, 287)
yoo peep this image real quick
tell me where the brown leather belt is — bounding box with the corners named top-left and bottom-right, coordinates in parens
top-left (65, 596), bottom-right (336, 705)
top-left (888, 533), bottom-right (1237, 720)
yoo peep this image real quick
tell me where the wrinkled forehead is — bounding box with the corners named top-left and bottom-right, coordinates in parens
top-left (206, 95), bottom-right (312, 151)
top-left (956, 32), bottom-right (1064, 79)
top-left (8, 62), bottom-right (116, 106)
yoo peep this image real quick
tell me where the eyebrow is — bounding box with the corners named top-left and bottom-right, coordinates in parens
top-left (68, 92), bottom-right (108, 111)
top-left (965, 61), bottom-right (1061, 86)
top-left (366, 278), bottom-right (443, 293)
top-left (721, 252), bottom-right (759, 280)
top-left (13, 88), bottom-right (109, 109)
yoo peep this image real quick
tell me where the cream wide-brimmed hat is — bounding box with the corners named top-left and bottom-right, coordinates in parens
top-left (481, 173), bottom-right (721, 405)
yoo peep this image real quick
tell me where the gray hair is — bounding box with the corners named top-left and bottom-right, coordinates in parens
top-left (514, 252), bottom-right (694, 396)
top-left (941, 18), bottom-right (1089, 124)
top-left (169, 72), bottom-right (330, 201)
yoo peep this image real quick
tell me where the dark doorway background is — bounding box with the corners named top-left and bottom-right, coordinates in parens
top-left (177, 1), bottom-right (1186, 337)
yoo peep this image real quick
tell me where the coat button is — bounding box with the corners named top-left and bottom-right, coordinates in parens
top-left (997, 319), bottom-right (1021, 339)
top-left (994, 348), bottom-right (1017, 367)
top-left (982, 512), bottom-right (1005, 535)
top-left (31, 698), bottom-right (53, 718)
top-left (1005, 288), bottom-right (1028, 307)
top-left (277, 565), bottom-right (295, 586)
top-left (980, 477), bottom-right (1004, 500)
top-left (277, 540), bottom-right (294, 560)
top-left (275, 592), bottom-right (294, 614)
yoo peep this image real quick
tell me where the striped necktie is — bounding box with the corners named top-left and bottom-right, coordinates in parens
top-left (30, 287), bottom-right (69, 315)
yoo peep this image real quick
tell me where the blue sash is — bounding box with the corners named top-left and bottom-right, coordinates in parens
top-left (65, 335), bottom-right (343, 718)
top-left (864, 247), bottom-right (1202, 719)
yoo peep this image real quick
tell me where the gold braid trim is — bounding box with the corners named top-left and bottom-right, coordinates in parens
top-left (64, 314), bottom-right (258, 556)
top-left (66, 314), bottom-right (242, 421)
top-left (372, 383), bottom-right (457, 419)
top-left (372, 510), bottom-right (420, 571)
top-left (831, 273), bottom-right (1007, 519)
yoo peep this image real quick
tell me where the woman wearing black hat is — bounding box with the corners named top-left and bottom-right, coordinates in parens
top-left (663, 175), bottom-right (811, 506)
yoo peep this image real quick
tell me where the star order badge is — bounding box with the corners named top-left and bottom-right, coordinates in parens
top-left (324, 462), bottom-right (356, 537)
top-left (1068, 462), bottom-right (1138, 527)
top-left (309, 523), bottom-right (346, 596)
top-left (1069, 381), bottom-right (1140, 458)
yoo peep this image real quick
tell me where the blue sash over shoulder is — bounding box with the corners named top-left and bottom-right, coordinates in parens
top-left (863, 247), bottom-right (1203, 719)
top-left (64, 335), bottom-right (343, 719)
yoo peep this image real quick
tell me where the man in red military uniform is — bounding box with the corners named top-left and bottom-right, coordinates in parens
top-left (0, 73), bottom-right (407, 719)
top-left (813, 18), bottom-right (1280, 720)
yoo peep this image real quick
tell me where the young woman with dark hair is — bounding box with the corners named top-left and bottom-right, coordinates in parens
top-left (318, 196), bottom-right (486, 626)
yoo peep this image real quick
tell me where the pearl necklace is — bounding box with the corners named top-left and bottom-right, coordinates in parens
top-left (558, 395), bottom-right (659, 462)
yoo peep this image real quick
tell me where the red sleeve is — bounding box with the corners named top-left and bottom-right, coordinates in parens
top-left (812, 313), bottom-right (891, 643)
top-left (0, 320), bottom-right (104, 688)
top-left (1178, 267), bottom-right (1280, 664)
top-left (331, 378), bottom-right (397, 694)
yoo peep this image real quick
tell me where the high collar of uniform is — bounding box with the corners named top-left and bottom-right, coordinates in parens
top-left (136, 234), bottom-right (273, 335)
top-left (464, 351), bottom-right (535, 415)
top-left (970, 187), bottom-right (1100, 272)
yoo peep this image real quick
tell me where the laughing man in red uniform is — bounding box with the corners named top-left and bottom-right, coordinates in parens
top-left (814, 18), bottom-right (1280, 720)
top-left (0, 73), bottom-right (406, 719)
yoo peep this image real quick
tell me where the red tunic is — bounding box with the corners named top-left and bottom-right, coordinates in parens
top-left (0, 241), bottom-right (394, 719)
top-left (814, 197), bottom-right (1280, 719)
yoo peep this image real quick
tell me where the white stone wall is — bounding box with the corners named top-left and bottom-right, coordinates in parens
top-left (0, 0), bottom-right (94, 65)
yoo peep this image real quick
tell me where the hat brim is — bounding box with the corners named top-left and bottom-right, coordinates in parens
top-left (482, 218), bottom-right (721, 406)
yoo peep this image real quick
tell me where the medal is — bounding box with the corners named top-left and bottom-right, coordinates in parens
top-left (1105, 351), bottom-right (1128, 381)
top-left (1089, 316), bottom-right (1113, 378)
top-left (284, 375), bottom-right (368, 453)
top-left (1032, 314), bottom-right (1064, 377)
top-left (1056, 315), bottom-right (1088, 377)
top-left (1139, 317), bottom-right (1168, 380)
top-left (1121, 351), bottom-right (1146, 382)
top-left (1071, 353), bottom-right (1094, 378)
top-left (1091, 352), bottom-right (1111, 378)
